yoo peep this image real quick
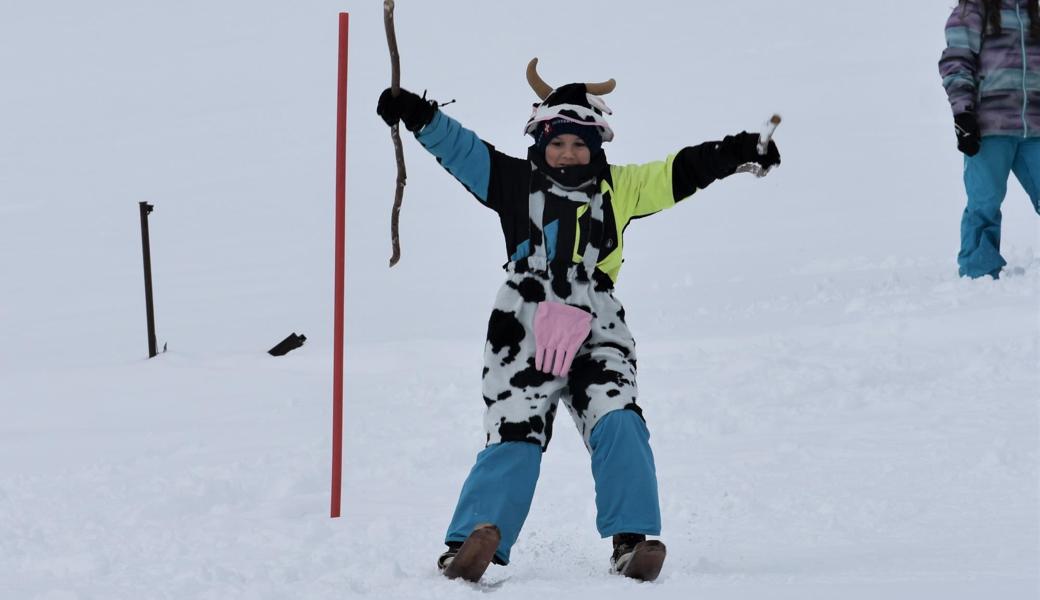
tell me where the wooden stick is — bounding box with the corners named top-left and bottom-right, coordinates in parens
top-left (384, 0), bottom-right (407, 267)
top-left (757, 114), bottom-right (782, 155)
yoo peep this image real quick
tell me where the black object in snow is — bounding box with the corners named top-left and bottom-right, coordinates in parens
top-left (269, 333), bottom-right (306, 356)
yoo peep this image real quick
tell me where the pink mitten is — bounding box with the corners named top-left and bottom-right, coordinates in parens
top-left (533, 301), bottom-right (592, 377)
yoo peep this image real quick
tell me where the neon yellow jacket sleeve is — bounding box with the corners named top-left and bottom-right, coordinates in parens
top-left (608, 154), bottom-right (681, 225)
top-left (585, 155), bottom-right (684, 282)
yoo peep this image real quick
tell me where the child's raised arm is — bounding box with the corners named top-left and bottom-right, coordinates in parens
top-left (377, 87), bottom-right (494, 205)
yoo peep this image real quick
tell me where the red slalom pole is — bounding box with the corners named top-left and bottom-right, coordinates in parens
top-left (331, 12), bottom-right (349, 519)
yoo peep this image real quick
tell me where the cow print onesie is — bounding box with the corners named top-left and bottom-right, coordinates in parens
top-left (482, 159), bottom-right (642, 451)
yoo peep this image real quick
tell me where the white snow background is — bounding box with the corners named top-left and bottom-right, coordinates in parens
top-left (1, 1), bottom-right (1038, 598)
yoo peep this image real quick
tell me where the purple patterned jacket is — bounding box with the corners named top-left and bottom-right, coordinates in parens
top-left (939, 0), bottom-right (1040, 137)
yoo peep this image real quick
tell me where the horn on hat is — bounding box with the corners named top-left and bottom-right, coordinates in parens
top-left (527, 58), bottom-right (616, 100)
top-left (585, 78), bottom-right (616, 96)
top-left (526, 58), bottom-right (553, 100)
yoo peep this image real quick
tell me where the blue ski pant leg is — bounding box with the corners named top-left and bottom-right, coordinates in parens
top-left (1010, 138), bottom-right (1040, 215)
top-left (588, 409), bottom-right (662, 538)
top-left (445, 441), bottom-right (541, 565)
top-left (960, 137), bottom-right (1017, 277)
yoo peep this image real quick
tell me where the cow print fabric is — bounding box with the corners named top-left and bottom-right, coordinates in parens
top-left (480, 162), bottom-right (642, 451)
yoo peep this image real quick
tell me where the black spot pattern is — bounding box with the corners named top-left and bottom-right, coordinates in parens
top-left (510, 360), bottom-right (556, 390)
top-left (528, 218), bottom-right (543, 250)
top-left (567, 354), bottom-right (634, 418)
top-left (543, 404), bottom-right (557, 448)
top-left (498, 415), bottom-right (545, 445)
top-left (551, 269), bottom-right (572, 300)
top-left (487, 309), bottom-right (525, 365)
top-left (515, 277), bottom-right (546, 303)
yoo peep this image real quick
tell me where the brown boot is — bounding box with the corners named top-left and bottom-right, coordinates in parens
top-left (439, 524), bottom-right (501, 582)
top-left (611, 533), bottom-right (666, 582)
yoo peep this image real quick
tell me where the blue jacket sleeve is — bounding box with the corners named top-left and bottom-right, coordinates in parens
top-left (415, 111), bottom-right (492, 203)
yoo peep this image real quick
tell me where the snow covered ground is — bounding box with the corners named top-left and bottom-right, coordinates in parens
top-left (1, 1), bottom-right (1037, 598)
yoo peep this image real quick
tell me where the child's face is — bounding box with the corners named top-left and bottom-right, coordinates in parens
top-left (544, 134), bottom-right (591, 168)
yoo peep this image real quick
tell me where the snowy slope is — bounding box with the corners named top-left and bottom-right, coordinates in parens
top-left (1, 1), bottom-right (1037, 598)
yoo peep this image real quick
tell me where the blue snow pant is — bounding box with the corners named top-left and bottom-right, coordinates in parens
top-left (959, 136), bottom-right (1040, 278)
top-left (444, 409), bottom-right (661, 564)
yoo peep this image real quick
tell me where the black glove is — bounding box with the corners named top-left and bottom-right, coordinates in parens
top-left (719, 131), bottom-right (781, 173)
top-left (954, 112), bottom-right (980, 156)
top-left (377, 87), bottom-right (437, 132)
top-left (672, 133), bottom-right (781, 197)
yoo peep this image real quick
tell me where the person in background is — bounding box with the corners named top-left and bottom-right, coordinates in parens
top-left (940, 0), bottom-right (1039, 279)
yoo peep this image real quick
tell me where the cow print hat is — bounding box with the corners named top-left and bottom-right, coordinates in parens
top-left (523, 58), bottom-right (616, 147)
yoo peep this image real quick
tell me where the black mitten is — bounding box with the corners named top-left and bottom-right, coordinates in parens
top-left (671, 132), bottom-right (782, 198)
top-left (719, 131), bottom-right (781, 174)
top-left (376, 87), bottom-right (437, 132)
top-left (954, 112), bottom-right (980, 156)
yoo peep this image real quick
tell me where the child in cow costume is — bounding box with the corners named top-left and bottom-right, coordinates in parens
top-left (377, 59), bottom-right (780, 582)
